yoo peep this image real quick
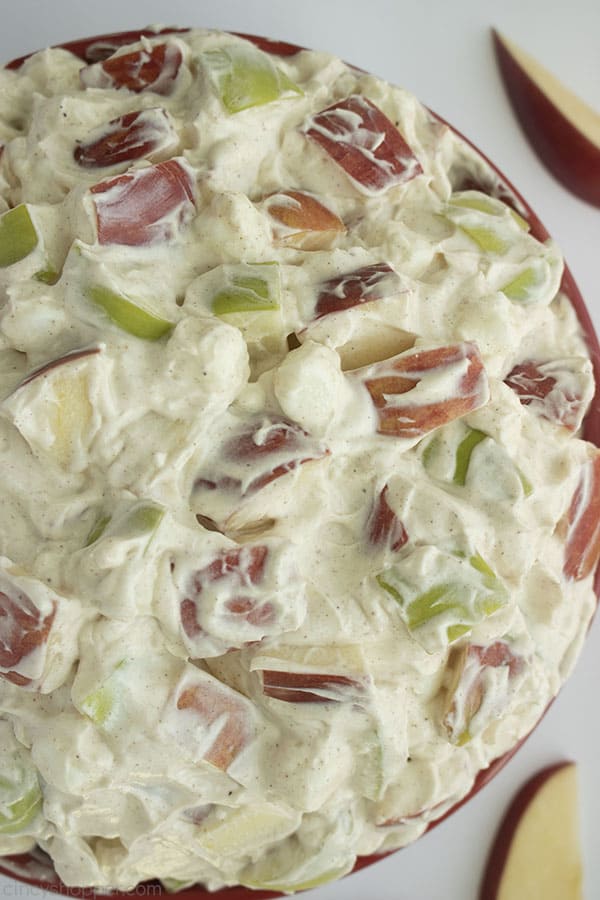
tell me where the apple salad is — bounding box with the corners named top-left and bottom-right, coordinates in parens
top-left (0, 26), bottom-right (598, 894)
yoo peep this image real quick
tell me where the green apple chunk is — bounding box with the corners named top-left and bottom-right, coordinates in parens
top-left (212, 265), bottom-right (280, 315)
top-left (204, 44), bottom-right (301, 114)
top-left (453, 426), bottom-right (487, 486)
top-left (444, 191), bottom-right (529, 254)
top-left (0, 757), bottom-right (42, 836)
top-left (194, 804), bottom-right (300, 864)
top-left (80, 683), bottom-right (114, 727)
top-left (377, 548), bottom-right (508, 651)
top-left (500, 258), bottom-right (553, 303)
top-left (0, 205), bottom-right (39, 268)
top-left (87, 285), bottom-right (174, 340)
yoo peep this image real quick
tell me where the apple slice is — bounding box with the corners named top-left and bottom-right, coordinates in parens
top-left (211, 267), bottom-right (280, 316)
top-left (479, 761), bottom-right (583, 900)
top-left (80, 42), bottom-right (183, 96)
top-left (0, 586), bottom-right (56, 688)
top-left (90, 158), bottom-right (196, 246)
top-left (504, 358), bottom-right (593, 432)
top-left (260, 670), bottom-right (366, 703)
top-left (367, 484), bottom-right (408, 552)
top-left (357, 341), bottom-right (489, 439)
top-left (493, 30), bottom-right (600, 208)
top-left (563, 452), bottom-right (600, 581)
top-left (314, 262), bottom-right (403, 319)
top-left (193, 804), bottom-right (300, 864)
top-left (0, 205), bottom-right (39, 268)
top-left (74, 108), bottom-right (178, 169)
top-left (304, 95), bottom-right (423, 193)
top-left (260, 189), bottom-right (346, 250)
top-left (174, 674), bottom-right (255, 771)
top-left (203, 43), bottom-right (301, 114)
top-left (86, 285), bottom-right (174, 340)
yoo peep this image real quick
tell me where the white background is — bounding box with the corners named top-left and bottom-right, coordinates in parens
top-left (1, 1), bottom-right (599, 898)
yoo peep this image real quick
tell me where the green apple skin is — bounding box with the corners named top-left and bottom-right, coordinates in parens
top-left (87, 285), bottom-right (174, 340)
top-left (0, 205), bottom-right (39, 268)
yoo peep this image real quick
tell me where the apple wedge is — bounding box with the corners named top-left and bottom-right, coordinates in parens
top-left (504, 358), bottom-right (593, 432)
top-left (0, 586), bottom-right (56, 688)
top-left (479, 761), bottom-right (583, 900)
top-left (367, 484), bottom-right (408, 552)
top-left (314, 262), bottom-right (403, 319)
top-left (260, 189), bottom-right (346, 250)
top-left (80, 41), bottom-right (183, 95)
top-left (563, 452), bottom-right (600, 581)
top-left (74, 108), bottom-right (178, 169)
top-left (493, 30), bottom-right (600, 208)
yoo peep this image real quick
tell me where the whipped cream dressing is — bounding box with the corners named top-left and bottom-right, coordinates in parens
top-left (0, 27), bottom-right (598, 893)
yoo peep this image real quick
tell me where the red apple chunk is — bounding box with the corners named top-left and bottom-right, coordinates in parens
top-left (74, 108), bottom-right (177, 169)
top-left (176, 680), bottom-right (254, 771)
top-left (0, 587), bottom-right (56, 687)
top-left (260, 669), bottom-right (365, 703)
top-left (82, 29), bottom-right (189, 64)
top-left (91, 158), bottom-right (196, 246)
top-left (504, 360), bottom-right (590, 431)
top-left (180, 545), bottom-right (273, 642)
top-left (304, 95), bottom-right (422, 193)
top-left (314, 262), bottom-right (402, 319)
top-left (360, 342), bottom-right (489, 438)
top-left (367, 485), bottom-right (408, 552)
top-left (263, 189), bottom-right (346, 250)
top-left (563, 453), bottom-right (600, 581)
top-left (80, 42), bottom-right (183, 95)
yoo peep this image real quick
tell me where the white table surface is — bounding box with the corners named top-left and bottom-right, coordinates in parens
top-left (1, 2), bottom-right (599, 898)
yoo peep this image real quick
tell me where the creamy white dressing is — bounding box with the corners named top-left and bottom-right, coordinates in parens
top-left (0, 27), bottom-right (598, 894)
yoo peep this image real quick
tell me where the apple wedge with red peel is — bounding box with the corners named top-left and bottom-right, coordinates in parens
top-left (0, 587), bottom-right (56, 688)
top-left (261, 189), bottom-right (346, 250)
top-left (74, 108), bottom-right (178, 169)
top-left (314, 262), bottom-right (402, 319)
top-left (479, 761), bottom-right (583, 900)
top-left (563, 452), bottom-right (600, 581)
top-left (357, 341), bottom-right (489, 439)
top-left (15, 347), bottom-right (101, 389)
top-left (80, 42), bottom-right (183, 95)
top-left (367, 484), bottom-right (408, 552)
top-left (504, 358), bottom-right (594, 432)
top-left (304, 95), bottom-right (422, 194)
top-left (175, 677), bottom-right (255, 772)
top-left (493, 30), bottom-right (600, 208)
top-left (91, 158), bottom-right (196, 246)
top-left (261, 670), bottom-right (366, 703)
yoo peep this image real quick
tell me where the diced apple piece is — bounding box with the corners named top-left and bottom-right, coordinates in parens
top-left (80, 683), bottom-right (116, 727)
top-left (357, 341), bottom-right (489, 439)
top-left (453, 426), bottom-right (487, 486)
top-left (314, 262), bottom-right (402, 319)
top-left (194, 804), bottom-right (300, 863)
top-left (444, 191), bottom-right (528, 254)
top-left (493, 30), bottom-right (600, 209)
top-left (203, 43), bottom-right (301, 114)
top-left (80, 42), bottom-right (183, 96)
top-left (0, 784), bottom-right (42, 835)
top-left (479, 761), bottom-right (583, 900)
top-left (74, 108), bottom-right (178, 169)
top-left (212, 268), bottom-right (279, 315)
top-left (175, 674), bottom-right (255, 771)
top-left (260, 670), bottom-right (366, 703)
top-left (367, 484), bottom-right (408, 551)
top-left (260, 190), bottom-right (346, 250)
top-left (90, 158), bottom-right (196, 246)
top-left (563, 453), bottom-right (600, 581)
top-left (87, 285), bottom-right (174, 340)
top-left (0, 739), bottom-right (42, 837)
top-left (80, 29), bottom-right (190, 64)
top-left (0, 205), bottom-right (39, 268)
top-left (304, 95), bottom-right (422, 194)
top-left (377, 549), bottom-right (508, 651)
top-left (500, 260), bottom-right (547, 303)
top-left (504, 358), bottom-right (593, 432)
top-left (442, 641), bottom-right (524, 745)
top-left (0, 584), bottom-right (56, 688)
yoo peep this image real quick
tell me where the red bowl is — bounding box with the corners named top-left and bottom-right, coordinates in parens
top-left (1, 27), bottom-right (599, 900)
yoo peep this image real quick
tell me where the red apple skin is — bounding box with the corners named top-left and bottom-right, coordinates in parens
top-left (492, 31), bottom-right (600, 209)
top-left (478, 761), bottom-right (574, 900)
top-left (315, 262), bottom-right (400, 319)
top-left (80, 42), bottom-right (183, 95)
top-left (367, 485), bottom-right (408, 552)
top-left (15, 347), bottom-right (101, 390)
top-left (176, 682), bottom-right (254, 771)
top-left (261, 670), bottom-right (365, 703)
top-left (74, 109), bottom-right (175, 169)
top-left (563, 453), bottom-right (600, 582)
top-left (0, 588), bottom-right (56, 687)
top-left (5, 29), bottom-right (190, 68)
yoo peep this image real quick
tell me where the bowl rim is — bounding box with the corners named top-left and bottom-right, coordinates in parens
top-left (1, 26), bottom-right (599, 900)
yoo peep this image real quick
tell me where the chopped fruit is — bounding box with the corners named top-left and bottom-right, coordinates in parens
top-left (441, 641), bottom-right (524, 745)
top-left (15, 347), bottom-right (101, 389)
top-left (212, 267), bottom-right (280, 315)
top-left (453, 426), bottom-right (487, 486)
top-left (563, 453), bottom-right (600, 581)
top-left (203, 43), bottom-right (301, 113)
top-left (0, 586), bottom-right (56, 687)
top-left (34, 267), bottom-right (60, 285)
top-left (175, 676), bottom-right (255, 771)
top-left (77, 29), bottom-right (190, 64)
top-left (359, 342), bottom-right (489, 439)
top-left (261, 189), bottom-right (346, 250)
top-left (377, 550), bottom-right (507, 650)
top-left (74, 108), bottom-right (178, 169)
top-left (444, 190), bottom-right (529, 253)
top-left (448, 192), bottom-right (529, 230)
top-left (90, 158), bottom-right (196, 246)
top-left (479, 761), bottom-right (583, 900)
top-left (493, 30), bottom-right (600, 209)
top-left (194, 804), bottom-right (300, 863)
top-left (0, 205), bottom-right (39, 268)
top-left (87, 285), bottom-right (174, 340)
top-left (0, 767), bottom-right (42, 835)
top-left (367, 485), bottom-right (408, 551)
top-left (85, 513), bottom-right (112, 547)
top-left (304, 95), bottom-right (422, 193)
top-left (233, 33), bottom-right (303, 57)
top-left (504, 359), bottom-right (592, 431)
top-left (314, 262), bottom-right (402, 319)
top-left (260, 670), bottom-right (365, 703)
top-left (500, 262), bottom-right (546, 303)
top-left (80, 42), bottom-right (183, 96)
top-left (80, 683), bottom-right (115, 727)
